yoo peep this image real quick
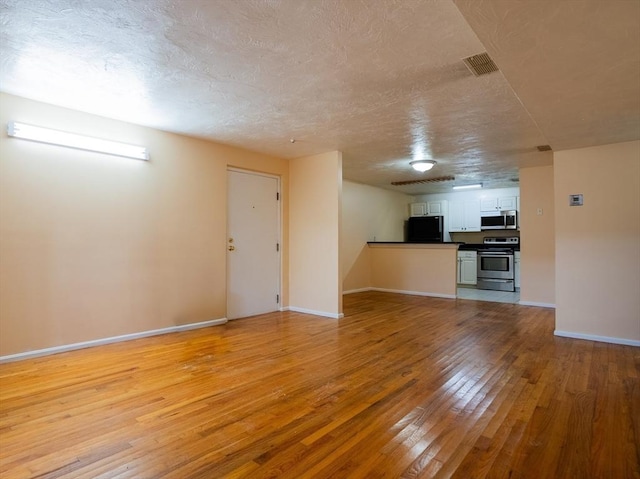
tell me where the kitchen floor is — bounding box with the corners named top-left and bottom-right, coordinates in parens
top-left (457, 286), bottom-right (520, 304)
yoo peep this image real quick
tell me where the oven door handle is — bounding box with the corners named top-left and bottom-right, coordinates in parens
top-left (478, 253), bottom-right (513, 257)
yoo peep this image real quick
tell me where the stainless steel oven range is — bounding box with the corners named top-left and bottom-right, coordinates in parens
top-left (476, 237), bottom-right (519, 292)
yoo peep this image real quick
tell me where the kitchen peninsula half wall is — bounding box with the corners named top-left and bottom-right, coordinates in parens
top-left (367, 243), bottom-right (458, 298)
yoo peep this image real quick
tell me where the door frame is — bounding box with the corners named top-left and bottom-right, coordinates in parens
top-left (226, 167), bottom-right (283, 316)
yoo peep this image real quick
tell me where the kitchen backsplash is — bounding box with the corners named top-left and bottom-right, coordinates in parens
top-left (450, 230), bottom-right (520, 244)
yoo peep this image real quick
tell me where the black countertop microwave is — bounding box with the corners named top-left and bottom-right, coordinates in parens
top-left (481, 210), bottom-right (518, 230)
top-left (407, 216), bottom-right (444, 242)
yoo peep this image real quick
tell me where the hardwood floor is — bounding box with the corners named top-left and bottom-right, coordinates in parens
top-left (1, 291), bottom-right (638, 478)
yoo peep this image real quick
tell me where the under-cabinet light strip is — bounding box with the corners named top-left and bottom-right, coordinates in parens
top-left (452, 183), bottom-right (482, 190)
top-left (6, 121), bottom-right (149, 160)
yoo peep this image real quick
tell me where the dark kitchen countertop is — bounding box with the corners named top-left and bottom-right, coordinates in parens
top-left (457, 243), bottom-right (485, 250)
top-left (365, 242), bottom-right (520, 250)
top-left (367, 241), bottom-right (462, 245)
top-left (458, 243), bottom-right (520, 251)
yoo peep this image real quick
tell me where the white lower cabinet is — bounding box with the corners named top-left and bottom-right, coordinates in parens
top-left (457, 251), bottom-right (477, 285)
top-left (515, 251), bottom-right (521, 289)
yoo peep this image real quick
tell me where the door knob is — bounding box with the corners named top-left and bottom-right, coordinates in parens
top-left (228, 245), bottom-right (235, 251)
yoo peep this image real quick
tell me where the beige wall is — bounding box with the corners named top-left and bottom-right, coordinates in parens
top-left (369, 244), bottom-right (458, 298)
top-left (519, 165), bottom-right (555, 306)
top-left (0, 93), bottom-right (289, 356)
top-left (341, 181), bottom-right (410, 292)
top-left (554, 141), bottom-right (640, 341)
top-left (289, 151), bottom-right (343, 317)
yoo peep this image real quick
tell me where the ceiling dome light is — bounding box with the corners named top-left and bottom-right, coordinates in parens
top-left (410, 160), bottom-right (436, 172)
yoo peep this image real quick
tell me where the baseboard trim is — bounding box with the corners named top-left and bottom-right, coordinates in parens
top-left (343, 287), bottom-right (371, 295)
top-left (371, 287), bottom-right (457, 300)
top-left (287, 306), bottom-right (344, 319)
top-left (554, 330), bottom-right (640, 347)
top-left (0, 318), bottom-right (228, 363)
top-left (346, 289), bottom-right (552, 306)
top-left (518, 301), bottom-right (556, 308)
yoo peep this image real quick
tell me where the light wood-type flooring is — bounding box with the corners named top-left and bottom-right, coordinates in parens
top-left (1, 291), bottom-right (638, 478)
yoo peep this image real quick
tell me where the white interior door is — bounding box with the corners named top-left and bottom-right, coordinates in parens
top-left (227, 169), bottom-right (280, 319)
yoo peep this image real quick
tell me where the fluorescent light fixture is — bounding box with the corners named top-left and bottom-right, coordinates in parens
top-left (410, 160), bottom-right (436, 172)
top-left (453, 183), bottom-right (482, 190)
top-left (6, 121), bottom-right (149, 160)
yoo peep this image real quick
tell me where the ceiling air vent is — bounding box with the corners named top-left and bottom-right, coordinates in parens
top-left (391, 176), bottom-right (455, 186)
top-left (462, 52), bottom-right (499, 76)
top-left (536, 144), bottom-right (552, 151)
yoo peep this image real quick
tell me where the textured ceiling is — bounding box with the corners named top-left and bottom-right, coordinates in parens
top-left (1, 0), bottom-right (638, 194)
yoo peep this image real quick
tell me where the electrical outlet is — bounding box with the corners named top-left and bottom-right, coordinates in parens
top-left (537, 208), bottom-right (543, 215)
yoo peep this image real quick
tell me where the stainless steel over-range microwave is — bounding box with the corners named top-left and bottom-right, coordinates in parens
top-left (480, 210), bottom-right (518, 230)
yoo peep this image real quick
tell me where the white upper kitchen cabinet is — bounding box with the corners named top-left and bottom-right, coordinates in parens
top-left (410, 200), bottom-right (447, 216)
top-left (480, 196), bottom-right (518, 212)
top-left (499, 196), bottom-right (518, 210)
top-left (410, 202), bottom-right (427, 216)
top-left (426, 200), bottom-right (445, 215)
top-left (449, 200), bottom-right (481, 232)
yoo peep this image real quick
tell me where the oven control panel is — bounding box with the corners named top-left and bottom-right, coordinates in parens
top-left (483, 236), bottom-right (519, 245)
